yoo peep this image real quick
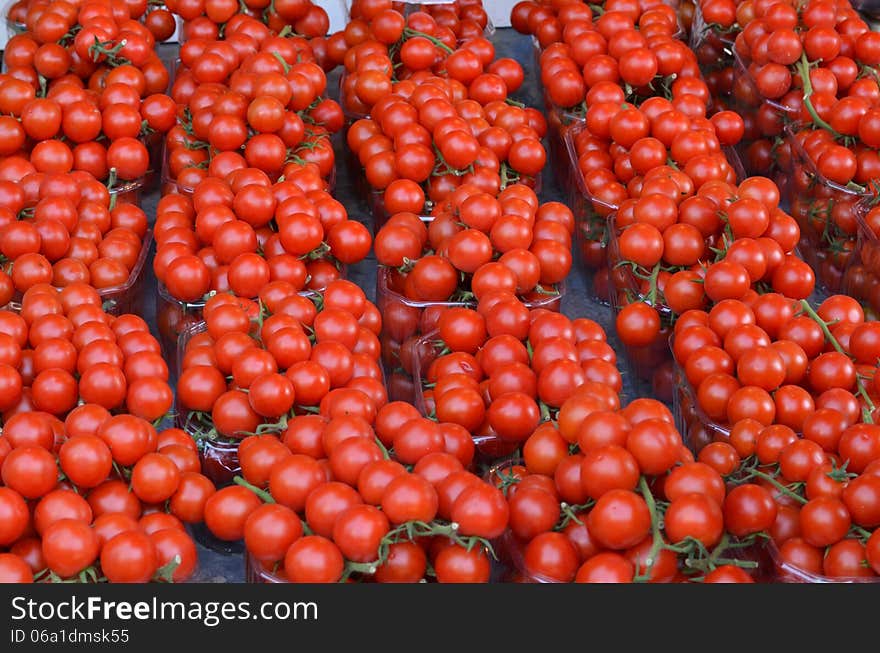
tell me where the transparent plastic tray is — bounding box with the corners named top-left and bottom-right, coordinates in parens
top-left (606, 213), bottom-right (676, 402)
top-left (157, 281), bottom-right (207, 379)
top-left (671, 363), bottom-right (732, 455)
top-left (842, 198), bottom-right (880, 317)
top-left (96, 228), bottom-right (153, 316)
top-left (562, 121), bottom-right (618, 304)
top-left (483, 457), bottom-right (555, 583)
top-left (176, 320), bottom-right (243, 488)
top-left (409, 329), bottom-right (522, 463)
top-left (14, 227), bottom-right (152, 316)
top-left (3, 0), bottom-right (25, 39)
top-left (768, 540), bottom-right (880, 583)
top-left (377, 266), bottom-right (564, 402)
top-left (786, 124), bottom-right (869, 294)
top-left (245, 551), bottom-right (286, 583)
top-left (377, 266), bottom-right (474, 402)
top-left (689, 0), bottom-right (736, 65)
top-left (158, 279), bottom-right (338, 377)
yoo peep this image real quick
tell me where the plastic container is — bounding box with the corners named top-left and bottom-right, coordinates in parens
top-left (377, 266), bottom-right (564, 402)
top-left (108, 175), bottom-right (146, 208)
top-left (731, 49), bottom-right (794, 119)
top-left (93, 228), bottom-right (153, 316)
top-left (156, 281), bottom-right (208, 373)
top-left (338, 70), bottom-right (370, 125)
top-left (14, 227), bottom-right (151, 316)
top-left (3, 0), bottom-right (25, 39)
top-left (768, 540), bottom-right (880, 583)
top-left (562, 121), bottom-right (619, 304)
top-left (729, 49), bottom-right (798, 179)
top-left (482, 458), bottom-right (551, 583)
top-left (176, 321), bottom-right (243, 488)
top-left (408, 328), bottom-right (441, 417)
top-left (842, 200), bottom-right (880, 317)
top-left (786, 125), bottom-right (868, 294)
top-left (245, 552), bottom-right (286, 583)
top-left (409, 330), bottom-right (521, 463)
top-left (543, 92), bottom-right (584, 194)
top-left (377, 266), bottom-right (473, 402)
top-left (689, 1), bottom-right (736, 72)
top-left (606, 215), bottom-right (675, 403)
top-left (158, 272), bottom-right (345, 365)
top-left (671, 363), bottom-right (732, 454)
top-left (159, 141), bottom-right (195, 197)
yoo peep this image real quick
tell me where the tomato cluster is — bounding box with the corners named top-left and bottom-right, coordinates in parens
top-left (0, 289), bottom-right (203, 584)
top-left (0, 425), bottom-right (206, 583)
top-left (176, 280), bottom-right (383, 483)
top-left (0, 173), bottom-right (149, 308)
top-left (153, 166), bottom-right (370, 310)
top-left (491, 395), bottom-right (775, 583)
top-left (169, 0), bottom-right (330, 45)
top-left (373, 187), bottom-right (571, 402)
top-left (611, 173), bottom-right (814, 397)
top-left (408, 298), bottom-right (620, 462)
top-left (224, 409), bottom-right (508, 583)
top-left (673, 294), bottom-right (871, 442)
top-left (674, 294), bottom-right (880, 580)
top-left (692, 0), bottom-right (880, 295)
top-left (346, 80), bottom-right (547, 221)
top-left (164, 26), bottom-right (343, 192)
top-left (0, 0), bottom-right (180, 184)
top-left (516, 0), bottom-right (692, 119)
top-left (337, 0), bottom-right (497, 121)
top-left (565, 105), bottom-right (743, 299)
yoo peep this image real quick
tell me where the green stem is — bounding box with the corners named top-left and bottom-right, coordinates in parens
top-left (800, 299), bottom-right (876, 418)
top-left (233, 475), bottom-right (275, 504)
top-left (796, 53), bottom-right (842, 138)
top-left (634, 476), bottom-right (666, 582)
top-left (646, 262), bottom-right (661, 306)
top-left (739, 468), bottom-right (807, 505)
top-left (374, 437), bottom-right (391, 461)
top-left (106, 167), bottom-right (118, 211)
top-left (271, 51), bottom-right (291, 74)
top-left (402, 27), bottom-right (453, 54)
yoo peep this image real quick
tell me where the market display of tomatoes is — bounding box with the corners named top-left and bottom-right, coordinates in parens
top-left (1, 0), bottom-right (179, 185)
top-left (373, 184), bottom-right (571, 396)
top-left (6, 0), bottom-right (880, 585)
top-left (490, 395), bottom-right (773, 583)
top-left (0, 171), bottom-right (150, 306)
top-left (176, 279), bottom-right (384, 483)
top-left (411, 298), bottom-right (621, 460)
top-left (163, 27), bottom-right (343, 193)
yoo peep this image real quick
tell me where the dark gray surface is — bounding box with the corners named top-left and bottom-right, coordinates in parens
top-left (140, 28), bottom-right (633, 582)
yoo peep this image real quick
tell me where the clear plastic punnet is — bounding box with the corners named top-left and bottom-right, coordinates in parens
top-left (842, 198), bottom-right (880, 318)
top-left (786, 124), bottom-right (870, 294)
top-left (377, 266), bottom-right (565, 402)
top-left (175, 321), bottom-right (242, 489)
top-left (96, 229), bottom-right (153, 316)
top-left (671, 362), bottom-right (732, 455)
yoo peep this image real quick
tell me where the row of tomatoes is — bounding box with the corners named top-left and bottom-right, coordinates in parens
top-left (511, 0), bottom-right (880, 583)
top-left (5, 0), bottom-right (880, 584)
top-left (0, 284), bottom-right (197, 583)
top-left (0, 0), bottom-right (348, 583)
